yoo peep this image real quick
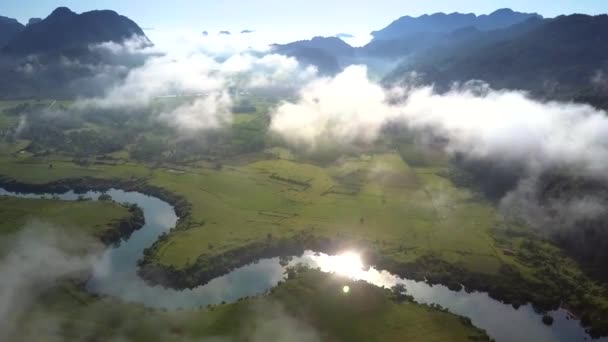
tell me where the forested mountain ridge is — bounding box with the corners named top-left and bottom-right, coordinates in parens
top-left (387, 14), bottom-right (608, 104)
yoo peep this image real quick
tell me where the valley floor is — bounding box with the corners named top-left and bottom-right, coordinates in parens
top-left (1, 99), bottom-right (607, 339)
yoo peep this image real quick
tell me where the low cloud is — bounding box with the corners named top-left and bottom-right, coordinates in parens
top-left (271, 65), bottom-right (608, 176)
top-left (80, 53), bottom-right (224, 109)
top-left (221, 53), bottom-right (318, 88)
top-left (269, 65), bottom-right (608, 234)
top-left (399, 84), bottom-right (608, 176)
top-left (271, 65), bottom-right (395, 149)
top-left (158, 92), bottom-right (233, 132)
top-left (74, 39), bottom-right (318, 134)
top-left (243, 302), bottom-right (321, 342)
top-left (0, 222), bottom-right (101, 341)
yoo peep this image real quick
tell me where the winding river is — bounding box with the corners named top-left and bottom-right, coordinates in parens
top-left (0, 187), bottom-right (604, 342)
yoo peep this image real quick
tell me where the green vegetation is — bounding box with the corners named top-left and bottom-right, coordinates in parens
top-left (0, 196), bottom-right (134, 241)
top-left (1, 98), bottom-right (608, 337)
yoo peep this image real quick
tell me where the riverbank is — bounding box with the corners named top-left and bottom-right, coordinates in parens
top-left (138, 230), bottom-right (591, 322)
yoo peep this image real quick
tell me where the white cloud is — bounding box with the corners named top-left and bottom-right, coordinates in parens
top-left (84, 53), bottom-right (224, 108)
top-left (159, 92), bottom-right (233, 132)
top-left (222, 53), bottom-right (318, 88)
top-left (0, 222), bottom-right (100, 340)
top-left (398, 86), bottom-right (608, 175)
top-left (90, 34), bottom-right (154, 55)
top-left (270, 65), bottom-right (396, 149)
top-left (76, 36), bottom-right (319, 134)
top-left (271, 65), bottom-right (608, 177)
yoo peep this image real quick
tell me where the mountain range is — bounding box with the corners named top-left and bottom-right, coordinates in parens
top-left (387, 14), bottom-right (608, 103)
top-left (269, 9), bottom-right (547, 75)
top-left (371, 8), bottom-right (541, 41)
top-left (0, 6), bottom-right (607, 108)
top-left (267, 11), bottom-right (608, 108)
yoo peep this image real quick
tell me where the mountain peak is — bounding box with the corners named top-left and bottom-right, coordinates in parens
top-left (3, 7), bottom-right (148, 55)
top-left (490, 8), bottom-right (515, 15)
top-left (284, 36), bottom-right (353, 52)
top-left (27, 18), bottom-right (42, 26)
top-left (271, 36), bottom-right (355, 75)
top-left (48, 6), bottom-right (76, 19)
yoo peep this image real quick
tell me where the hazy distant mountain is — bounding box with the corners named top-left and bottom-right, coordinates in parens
top-left (271, 36), bottom-right (355, 74)
top-left (388, 14), bottom-right (608, 105)
top-left (274, 9), bottom-right (542, 63)
top-left (358, 13), bottom-right (543, 61)
top-left (3, 7), bottom-right (148, 55)
top-left (372, 8), bottom-right (541, 41)
top-left (275, 37), bottom-right (354, 58)
top-left (219, 31), bottom-right (231, 35)
top-left (241, 29), bottom-right (254, 34)
top-left (0, 16), bottom-right (24, 48)
top-left (372, 15), bottom-right (544, 62)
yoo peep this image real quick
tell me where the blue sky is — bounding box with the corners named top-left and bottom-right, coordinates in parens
top-left (2, 0), bottom-right (607, 37)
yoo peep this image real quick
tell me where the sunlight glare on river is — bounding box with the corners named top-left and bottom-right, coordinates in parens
top-left (311, 251), bottom-right (366, 278)
top-left (302, 251), bottom-right (399, 289)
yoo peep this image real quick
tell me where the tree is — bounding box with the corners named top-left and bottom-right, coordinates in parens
top-left (99, 193), bottom-right (112, 201)
top-left (131, 137), bottom-right (168, 162)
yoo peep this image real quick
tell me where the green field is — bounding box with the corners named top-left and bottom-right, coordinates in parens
top-left (1, 97), bottom-right (608, 338)
top-left (0, 196), bottom-right (133, 239)
top-left (150, 152), bottom-right (500, 273)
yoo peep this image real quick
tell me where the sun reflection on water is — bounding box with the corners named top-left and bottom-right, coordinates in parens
top-left (314, 251), bottom-right (365, 278)
top-left (302, 250), bottom-right (401, 290)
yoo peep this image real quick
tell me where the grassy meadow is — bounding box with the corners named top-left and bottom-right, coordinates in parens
top-left (0, 196), bottom-right (133, 239)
